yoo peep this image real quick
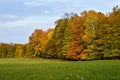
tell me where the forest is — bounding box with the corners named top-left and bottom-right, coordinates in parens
top-left (0, 6), bottom-right (120, 60)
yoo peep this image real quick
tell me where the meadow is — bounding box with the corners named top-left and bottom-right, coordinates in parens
top-left (0, 58), bottom-right (120, 80)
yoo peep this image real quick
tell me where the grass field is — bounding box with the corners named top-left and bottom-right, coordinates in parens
top-left (0, 58), bottom-right (120, 80)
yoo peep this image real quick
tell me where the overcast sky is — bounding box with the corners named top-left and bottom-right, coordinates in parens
top-left (0, 0), bottom-right (120, 44)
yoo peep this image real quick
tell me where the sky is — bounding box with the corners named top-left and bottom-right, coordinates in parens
top-left (0, 0), bottom-right (120, 44)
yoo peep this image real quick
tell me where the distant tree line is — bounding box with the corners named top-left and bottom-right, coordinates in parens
top-left (0, 6), bottom-right (120, 60)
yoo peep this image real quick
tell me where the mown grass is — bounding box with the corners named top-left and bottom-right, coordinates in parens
top-left (0, 58), bottom-right (120, 80)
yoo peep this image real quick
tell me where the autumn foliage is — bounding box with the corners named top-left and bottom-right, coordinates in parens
top-left (0, 6), bottom-right (120, 60)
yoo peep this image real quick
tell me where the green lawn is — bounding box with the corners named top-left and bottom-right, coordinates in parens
top-left (0, 58), bottom-right (120, 80)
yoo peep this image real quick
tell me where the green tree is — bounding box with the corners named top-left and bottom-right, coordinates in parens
top-left (82, 10), bottom-right (99, 60)
top-left (103, 6), bottom-right (120, 59)
top-left (15, 44), bottom-right (24, 58)
top-left (44, 13), bottom-right (72, 59)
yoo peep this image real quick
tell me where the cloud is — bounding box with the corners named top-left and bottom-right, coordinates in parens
top-left (0, 15), bottom-right (59, 43)
top-left (24, 0), bottom-right (71, 7)
top-left (0, 14), bottom-right (20, 19)
top-left (0, 16), bottom-right (57, 43)
top-left (24, 1), bottom-right (44, 7)
top-left (1, 0), bottom-right (119, 43)
top-left (0, 17), bottom-right (55, 30)
top-left (24, 0), bottom-right (56, 7)
top-left (0, 21), bottom-right (54, 43)
top-left (0, 14), bottom-right (23, 22)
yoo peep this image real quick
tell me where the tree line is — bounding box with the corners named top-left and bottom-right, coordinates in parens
top-left (0, 6), bottom-right (120, 60)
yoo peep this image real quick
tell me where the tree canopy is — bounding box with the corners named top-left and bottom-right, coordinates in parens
top-left (0, 6), bottom-right (120, 60)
